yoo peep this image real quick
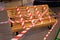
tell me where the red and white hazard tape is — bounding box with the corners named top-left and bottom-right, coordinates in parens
top-left (26, 7), bottom-right (33, 20)
top-left (34, 6), bottom-right (44, 24)
top-left (9, 5), bottom-right (52, 25)
top-left (9, 18), bottom-right (45, 24)
top-left (44, 20), bottom-right (57, 40)
top-left (9, 5), bottom-right (52, 27)
top-left (0, 8), bottom-right (4, 11)
top-left (26, 7), bottom-right (35, 27)
top-left (42, 5), bottom-right (51, 23)
top-left (0, 21), bottom-right (8, 24)
top-left (16, 7), bottom-right (25, 29)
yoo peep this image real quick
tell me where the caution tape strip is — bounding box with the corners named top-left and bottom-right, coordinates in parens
top-left (34, 5), bottom-right (43, 24)
top-left (0, 21), bottom-right (8, 24)
top-left (16, 7), bottom-right (25, 29)
top-left (43, 20), bottom-right (58, 40)
top-left (26, 7), bottom-right (33, 20)
top-left (42, 5), bottom-right (52, 23)
top-left (26, 6), bottom-right (35, 27)
top-left (8, 5), bottom-right (52, 27)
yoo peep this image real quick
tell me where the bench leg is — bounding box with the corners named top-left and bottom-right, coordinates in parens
top-left (16, 32), bottom-right (19, 35)
top-left (48, 25), bottom-right (52, 29)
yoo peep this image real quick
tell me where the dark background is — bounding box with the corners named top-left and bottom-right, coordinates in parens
top-left (33, 0), bottom-right (60, 7)
top-left (0, 0), bottom-right (60, 7)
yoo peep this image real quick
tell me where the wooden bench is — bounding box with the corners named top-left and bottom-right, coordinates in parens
top-left (6, 5), bottom-right (56, 33)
